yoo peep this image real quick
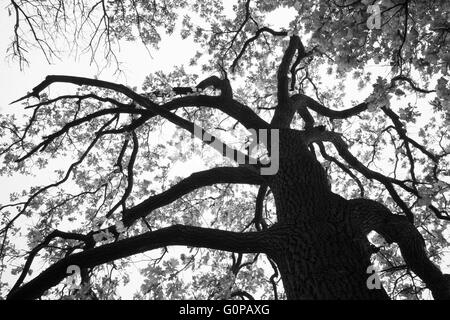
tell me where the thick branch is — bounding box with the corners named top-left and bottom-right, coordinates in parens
top-left (7, 224), bottom-right (272, 300)
top-left (13, 74), bottom-right (268, 132)
top-left (196, 75), bottom-right (233, 99)
top-left (11, 75), bottom-right (146, 105)
top-left (391, 75), bottom-right (435, 94)
top-left (161, 94), bottom-right (269, 130)
top-left (291, 95), bottom-right (315, 129)
top-left (122, 166), bottom-right (264, 226)
top-left (312, 130), bottom-right (416, 221)
top-left (12, 75), bottom-right (211, 137)
top-left (292, 93), bottom-right (368, 119)
top-left (277, 36), bottom-right (304, 108)
top-left (13, 76), bottom-right (266, 168)
top-left (271, 36), bottom-right (306, 128)
top-left (146, 74), bottom-right (265, 128)
top-left (349, 198), bottom-right (450, 300)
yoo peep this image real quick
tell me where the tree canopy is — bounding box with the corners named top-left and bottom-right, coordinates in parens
top-left (0, 0), bottom-right (449, 300)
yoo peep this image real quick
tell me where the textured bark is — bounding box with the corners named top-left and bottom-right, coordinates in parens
top-left (7, 127), bottom-right (449, 300)
top-left (8, 66), bottom-right (449, 300)
top-left (265, 129), bottom-right (389, 299)
top-left (7, 225), bottom-right (273, 300)
top-left (263, 128), bottom-right (450, 300)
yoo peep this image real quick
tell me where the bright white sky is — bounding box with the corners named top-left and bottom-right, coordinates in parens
top-left (0, 4), bottom-right (201, 201)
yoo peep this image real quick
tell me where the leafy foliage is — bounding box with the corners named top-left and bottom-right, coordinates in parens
top-left (1, 0), bottom-right (449, 300)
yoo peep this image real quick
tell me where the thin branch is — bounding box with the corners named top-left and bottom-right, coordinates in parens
top-left (428, 205), bottom-right (450, 221)
top-left (317, 142), bottom-right (365, 197)
top-left (391, 75), bottom-right (435, 94)
top-left (381, 106), bottom-right (438, 163)
top-left (231, 27), bottom-right (287, 72)
top-left (106, 131), bottom-right (139, 218)
top-left (254, 184), bottom-right (268, 231)
top-left (312, 130), bottom-right (416, 222)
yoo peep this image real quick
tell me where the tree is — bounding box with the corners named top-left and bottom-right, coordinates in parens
top-left (1, 0), bottom-right (450, 300)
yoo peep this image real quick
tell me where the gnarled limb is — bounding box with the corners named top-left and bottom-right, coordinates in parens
top-left (390, 75), bottom-right (436, 94)
top-left (272, 36), bottom-right (306, 128)
top-left (277, 36), bottom-right (305, 108)
top-left (291, 94), bottom-right (315, 129)
top-left (12, 77), bottom-right (265, 169)
top-left (292, 93), bottom-right (368, 119)
top-left (12, 75), bottom-right (269, 131)
top-left (309, 130), bottom-right (416, 222)
top-left (318, 132), bottom-right (414, 195)
top-left (7, 224), bottom-right (274, 300)
top-left (10, 76), bottom-right (201, 142)
top-left (253, 184), bottom-right (269, 231)
top-left (196, 75), bottom-right (233, 99)
top-left (161, 94), bottom-right (269, 130)
top-left (11, 75), bottom-right (146, 105)
top-left (122, 166), bottom-right (264, 226)
top-left (349, 198), bottom-right (450, 300)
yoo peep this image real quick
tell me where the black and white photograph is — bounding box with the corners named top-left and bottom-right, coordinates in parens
top-left (0, 0), bottom-right (449, 310)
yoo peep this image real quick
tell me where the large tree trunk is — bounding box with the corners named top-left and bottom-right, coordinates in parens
top-left (268, 129), bottom-right (389, 299)
top-left (6, 126), bottom-right (449, 300)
